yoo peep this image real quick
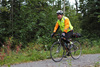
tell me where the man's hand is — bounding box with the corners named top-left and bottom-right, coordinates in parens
top-left (62, 32), bottom-right (66, 36)
top-left (51, 32), bottom-right (55, 37)
top-left (61, 32), bottom-right (66, 40)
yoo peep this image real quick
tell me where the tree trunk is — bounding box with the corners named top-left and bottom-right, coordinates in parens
top-left (10, 0), bottom-right (13, 36)
top-left (58, 0), bottom-right (61, 9)
top-left (75, 0), bottom-right (78, 13)
top-left (63, 0), bottom-right (65, 15)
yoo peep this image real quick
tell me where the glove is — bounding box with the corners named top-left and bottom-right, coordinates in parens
top-left (62, 32), bottom-right (66, 37)
top-left (51, 32), bottom-right (55, 37)
top-left (61, 32), bottom-right (66, 40)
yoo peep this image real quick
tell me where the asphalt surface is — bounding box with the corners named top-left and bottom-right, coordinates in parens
top-left (10, 54), bottom-right (100, 67)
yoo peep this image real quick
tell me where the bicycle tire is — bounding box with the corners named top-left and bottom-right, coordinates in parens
top-left (70, 41), bottom-right (82, 60)
top-left (50, 41), bottom-right (65, 62)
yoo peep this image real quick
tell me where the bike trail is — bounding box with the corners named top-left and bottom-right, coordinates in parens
top-left (9, 54), bottom-right (100, 67)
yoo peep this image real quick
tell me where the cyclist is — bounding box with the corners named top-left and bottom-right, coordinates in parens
top-left (51, 10), bottom-right (73, 56)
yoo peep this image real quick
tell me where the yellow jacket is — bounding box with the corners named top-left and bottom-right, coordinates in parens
top-left (53, 16), bottom-right (73, 33)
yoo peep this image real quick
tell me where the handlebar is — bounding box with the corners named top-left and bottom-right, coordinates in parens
top-left (52, 33), bottom-right (62, 40)
top-left (53, 33), bottom-right (61, 37)
top-left (53, 33), bottom-right (66, 41)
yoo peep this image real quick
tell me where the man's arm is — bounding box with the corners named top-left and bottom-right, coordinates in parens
top-left (53, 22), bottom-right (59, 33)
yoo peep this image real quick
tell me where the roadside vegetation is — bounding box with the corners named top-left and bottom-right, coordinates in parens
top-left (0, 38), bottom-right (100, 66)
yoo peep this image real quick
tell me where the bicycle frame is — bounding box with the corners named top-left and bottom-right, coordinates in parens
top-left (53, 33), bottom-right (69, 51)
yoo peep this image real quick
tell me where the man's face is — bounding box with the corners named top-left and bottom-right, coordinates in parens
top-left (57, 14), bottom-right (63, 20)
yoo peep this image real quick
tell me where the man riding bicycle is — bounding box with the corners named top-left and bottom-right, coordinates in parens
top-left (51, 10), bottom-right (73, 56)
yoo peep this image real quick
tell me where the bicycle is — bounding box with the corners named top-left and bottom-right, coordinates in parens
top-left (50, 33), bottom-right (82, 62)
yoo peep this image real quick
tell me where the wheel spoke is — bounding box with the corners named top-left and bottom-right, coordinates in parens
top-left (70, 41), bottom-right (82, 60)
top-left (50, 41), bottom-right (64, 62)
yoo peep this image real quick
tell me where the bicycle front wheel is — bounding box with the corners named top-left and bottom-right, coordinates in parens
top-left (70, 41), bottom-right (82, 60)
top-left (50, 41), bottom-right (64, 62)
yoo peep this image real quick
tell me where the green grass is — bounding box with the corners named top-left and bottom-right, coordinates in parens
top-left (82, 46), bottom-right (100, 54)
top-left (0, 44), bottom-right (100, 66)
top-left (0, 50), bottom-right (50, 65)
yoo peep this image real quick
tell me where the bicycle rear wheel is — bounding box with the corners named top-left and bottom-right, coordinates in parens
top-left (50, 41), bottom-right (64, 62)
top-left (70, 41), bottom-right (82, 59)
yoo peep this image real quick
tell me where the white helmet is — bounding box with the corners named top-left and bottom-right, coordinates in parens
top-left (56, 10), bottom-right (63, 15)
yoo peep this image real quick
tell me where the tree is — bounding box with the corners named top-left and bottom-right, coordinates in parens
top-left (75, 0), bottom-right (78, 13)
top-left (79, 0), bottom-right (100, 37)
top-left (0, 0), bottom-right (82, 47)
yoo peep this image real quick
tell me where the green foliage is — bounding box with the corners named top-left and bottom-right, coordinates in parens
top-left (0, 7), bottom-right (10, 13)
top-left (82, 46), bottom-right (100, 54)
top-left (0, 42), bottom-right (100, 65)
top-left (0, 44), bottom-right (50, 65)
top-left (1, 0), bottom-right (99, 48)
top-left (98, 15), bottom-right (100, 23)
top-left (79, 0), bottom-right (100, 38)
top-left (0, 0), bottom-right (57, 46)
top-left (95, 62), bottom-right (100, 67)
top-left (65, 6), bottom-right (82, 33)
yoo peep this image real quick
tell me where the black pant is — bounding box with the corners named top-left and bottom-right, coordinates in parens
top-left (63, 30), bottom-right (73, 43)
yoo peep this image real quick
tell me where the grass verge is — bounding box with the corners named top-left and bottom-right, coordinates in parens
top-left (0, 44), bottom-right (100, 66)
top-left (82, 46), bottom-right (100, 54)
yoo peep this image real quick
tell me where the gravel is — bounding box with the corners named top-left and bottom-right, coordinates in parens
top-left (10, 54), bottom-right (100, 67)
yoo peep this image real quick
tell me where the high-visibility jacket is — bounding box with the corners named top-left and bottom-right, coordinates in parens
top-left (53, 16), bottom-right (73, 33)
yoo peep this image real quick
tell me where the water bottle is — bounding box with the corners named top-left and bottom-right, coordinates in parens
top-left (70, 41), bottom-right (73, 45)
top-left (69, 41), bottom-right (73, 49)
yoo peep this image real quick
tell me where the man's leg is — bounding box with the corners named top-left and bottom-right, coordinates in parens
top-left (65, 30), bottom-right (73, 43)
top-left (65, 31), bottom-right (73, 56)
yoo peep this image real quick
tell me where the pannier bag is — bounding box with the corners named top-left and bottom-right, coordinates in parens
top-left (72, 33), bottom-right (81, 38)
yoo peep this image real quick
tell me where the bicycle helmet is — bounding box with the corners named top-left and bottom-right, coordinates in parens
top-left (56, 10), bottom-right (63, 15)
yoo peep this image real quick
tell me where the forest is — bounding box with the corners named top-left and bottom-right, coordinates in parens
top-left (0, 0), bottom-right (100, 65)
top-left (0, 0), bottom-right (100, 48)
top-left (0, 0), bottom-right (99, 46)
